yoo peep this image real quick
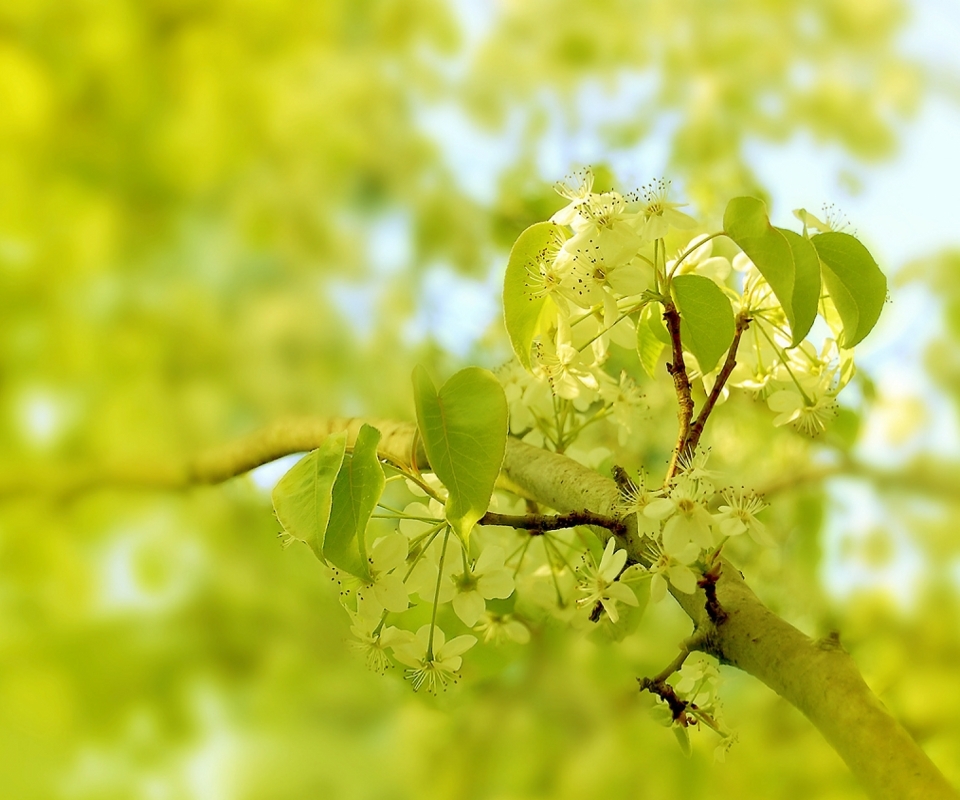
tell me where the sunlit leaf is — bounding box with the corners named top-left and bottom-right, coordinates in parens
top-left (503, 221), bottom-right (567, 369)
top-left (324, 424), bottom-right (385, 580)
top-left (811, 232), bottom-right (886, 347)
top-left (724, 197), bottom-right (796, 328)
top-left (271, 432), bottom-right (348, 559)
top-left (413, 366), bottom-right (507, 540)
top-left (637, 303), bottom-right (667, 378)
top-left (672, 274), bottom-right (735, 373)
top-left (777, 228), bottom-right (821, 345)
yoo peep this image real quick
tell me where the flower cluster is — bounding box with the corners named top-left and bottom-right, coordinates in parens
top-left (611, 452), bottom-right (770, 603)
top-left (509, 171), bottom-right (855, 442)
top-left (651, 654), bottom-right (734, 759)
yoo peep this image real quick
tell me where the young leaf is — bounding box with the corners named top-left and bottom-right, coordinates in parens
top-left (810, 232), bottom-right (886, 347)
top-left (672, 275), bottom-right (735, 373)
top-left (778, 228), bottom-right (821, 346)
top-left (637, 304), bottom-right (667, 378)
top-left (324, 424), bottom-right (385, 580)
top-left (271, 432), bottom-right (348, 559)
top-left (723, 197), bottom-right (796, 328)
top-left (413, 366), bottom-right (508, 541)
top-left (503, 221), bottom-right (567, 369)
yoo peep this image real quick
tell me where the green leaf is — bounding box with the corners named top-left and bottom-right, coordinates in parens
top-left (724, 197), bottom-right (796, 328)
top-left (810, 232), bottom-right (886, 347)
top-left (323, 424), bottom-right (385, 580)
top-left (413, 366), bottom-right (508, 541)
top-left (637, 303), bottom-right (667, 378)
top-left (271, 432), bottom-right (347, 559)
top-left (503, 221), bottom-right (566, 369)
top-left (777, 228), bottom-right (821, 346)
top-left (672, 275), bottom-right (735, 373)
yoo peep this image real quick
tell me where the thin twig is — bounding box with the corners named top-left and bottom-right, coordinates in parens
top-left (662, 300), bottom-right (695, 485)
top-left (685, 313), bottom-right (751, 454)
top-left (637, 630), bottom-right (709, 723)
top-left (480, 509), bottom-right (627, 537)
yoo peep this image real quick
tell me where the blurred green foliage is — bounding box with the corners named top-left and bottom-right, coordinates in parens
top-left (1, 0), bottom-right (957, 797)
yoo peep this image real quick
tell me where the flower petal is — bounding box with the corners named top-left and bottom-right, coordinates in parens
top-left (477, 569), bottom-right (515, 600)
top-left (372, 533), bottom-right (408, 572)
top-left (374, 574), bottom-right (410, 613)
top-left (453, 590), bottom-right (486, 627)
top-left (439, 634), bottom-right (478, 660)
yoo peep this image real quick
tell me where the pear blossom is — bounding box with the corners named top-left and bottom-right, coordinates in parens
top-left (551, 169), bottom-right (595, 226)
top-left (766, 382), bottom-right (838, 436)
top-left (474, 612), bottom-right (530, 645)
top-left (356, 533), bottom-right (411, 617)
top-left (636, 178), bottom-right (698, 240)
top-left (576, 537), bottom-right (643, 623)
top-left (404, 527), bottom-right (458, 603)
top-left (558, 191), bottom-right (644, 275)
top-left (728, 325), bottom-right (782, 393)
top-left (598, 370), bottom-right (646, 443)
top-left (644, 477), bottom-right (716, 553)
top-left (793, 204), bottom-right (851, 235)
top-left (392, 624), bottom-right (477, 693)
top-left (616, 469), bottom-right (662, 538)
top-left (675, 448), bottom-right (720, 488)
top-left (347, 611), bottom-right (407, 674)
top-left (599, 290), bottom-right (639, 350)
top-left (450, 545), bottom-right (515, 626)
top-left (669, 234), bottom-right (731, 283)
top-left (715, 490), bottom-right (772, 546)
top-left (649, 542), bottom-right (700, 602)
top-left (532, 331), bottom-right (599, 400)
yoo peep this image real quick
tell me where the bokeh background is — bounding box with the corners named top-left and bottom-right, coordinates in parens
top-left (2, 0), bottom-right (960, 797)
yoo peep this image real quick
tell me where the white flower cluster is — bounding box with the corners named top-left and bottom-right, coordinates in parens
top-left (728, 252), bottom-right (855, 435)
top-left (511, 170), bottom-right (854, 440)
top-left (573, 450), bottom-right (770, 624)
top-left (331, 477), bottom-right (532, 692)
top-left (651, 654), bottom-right (734, 759)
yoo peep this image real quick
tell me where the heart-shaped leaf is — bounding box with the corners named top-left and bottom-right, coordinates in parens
top-left (272, 432), bottom-right (347, 559)
top-left (811, 232), bottom-right (886, 347)
top-left (324, 424), bottom-right (385, 580)
top-left (724, 197), bottom-right (796, 331)
top-left (672, 275), bottom-right (735, 373)
top-left (777, 228), bottom-right (821, 346)
top-left (637, 303), bottom-right (667, 378)
top-left (413, 366), bottom-right (508, 541)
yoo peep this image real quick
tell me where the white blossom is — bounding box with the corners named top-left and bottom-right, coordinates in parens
top-left (576, 537), bottom-right (642, 623)
top-left (450, 545), bottom-right (515, 626)
top-left (356, 533), bottom-right (411, 617)
top-left (392, 624), bottom-right (477, 693)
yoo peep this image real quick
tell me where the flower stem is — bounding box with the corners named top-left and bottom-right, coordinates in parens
top-left (426, 526), bottom-right (451, 662)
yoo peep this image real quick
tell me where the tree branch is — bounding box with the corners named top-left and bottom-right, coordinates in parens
top-left (662, 300), bottom-right (695, 484)
top-left (686, 313), bottom-right (751, 455)
top-left (480, 509), bottom-right (627, 537)
top-left (5, 418), bottom-right (957, 798)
